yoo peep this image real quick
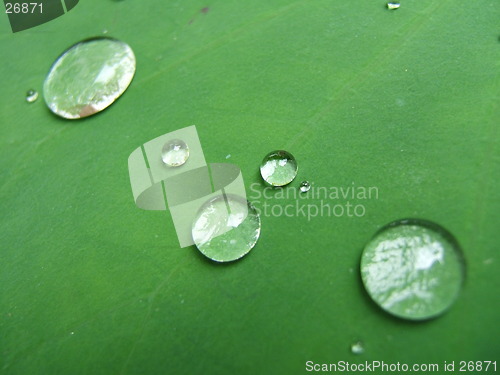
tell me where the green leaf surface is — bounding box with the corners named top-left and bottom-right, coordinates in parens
top-left (1, 0), bottom-right (499, 374)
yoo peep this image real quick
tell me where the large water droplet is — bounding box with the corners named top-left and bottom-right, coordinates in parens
top-left (161, 139), bottom-right (189, 167)
top-left (26, 89), bottom-right (38, 103)
top-left (360, 219), bottom-right (465, 320)
top-left (43, 37), bottom-right (136, 119)
top-left (299, 181), bottom-right (311, 193)
top-left (192, 195), bottom-right (261, 262)
top-left (260, 150), bottom-right (298, 186)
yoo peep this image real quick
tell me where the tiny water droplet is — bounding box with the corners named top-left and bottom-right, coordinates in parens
top-left (226, 154), bottom-right (231, 159)
top-left (351, 341), bottom-right (364, 354)
top-left (361, 219), bottom-right (465, 320)
top-left (102, 29), bottom-right (108, 34)
top-left (26, 89), bottom-right (38, 103)
top-left (192, 195), bottom-right (261, 262)
top-left (260, 150), bottom-right (298, 186)
top-left (299, 181), bottom-right (311, 193)
top-left (387, 2), bottom-right (400, 10)
top-left (70, 332), bottom-right (75, 335)
top-left (43, 37), bottom-right (136, 119)
top-left (161, 139), bottom-right (189, 167)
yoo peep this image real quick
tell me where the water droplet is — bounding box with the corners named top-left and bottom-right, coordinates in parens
top-left (192, 194), bottom-right (261, 262)
top-left (387, 2), bottom-right (400, 10)
top-left (26, 89), bottom-right (38, 103)
top-left (260, 150), bottom-right (298, 186)
top-left (350, 341), bottom-right (364, 355)
top-left (161, 139), bottom-right (189, 167)
top-left (299, 181), bottom-right (311, 193)
top-left (43, 37), bottom-right (136, 119)
top-left (225, 154), bottom-right (231, 159)
top-left (360, 219), bottom-right (465, 320)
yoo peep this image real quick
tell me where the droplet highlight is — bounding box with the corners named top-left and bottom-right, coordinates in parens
top-left (350, 341), bottom-right (364, 355)
top-left (386, 2), bottom-right (400, 10)
top-left (299, 181), bottom-right (311, 193)
top-left (161, 139), bottom-right (189, 167)
top-left (260, 150), bottom-right (298, 186)
top-left (43, 37), bottom-right (136, 119)
top-left (26, 89), bottom-right (38, 103)
top-left (360, 219), bottom-right (465, 320)
top-left (192, 195), bottom-right (261, 262)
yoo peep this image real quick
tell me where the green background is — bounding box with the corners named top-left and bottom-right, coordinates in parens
top-left (1, 0), bottom-right (499, 374)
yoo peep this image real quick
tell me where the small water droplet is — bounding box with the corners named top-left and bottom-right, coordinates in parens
top-left (161, 139), bottom-right (189, 167)
top-left (387, 2), bottom-right (400, 10)
top-left (260, 150), bottom-right (298, 186)
top-left (299, 181), bottom-right (311, 193)
top-left (192, 194), bottom-right (261, 262)
top-left (225, 154), bottom-right (231, 159)
top-left (26, 89), bottom-right (38, 103)
top-left (361, 219), bottom-right (465, 320)
top-left (351, 341), bottom-right (364, 354)
top-left (43, 37), bottom-right (136, 119)
top-left (70, 332), bottom-right (75, 335)
top-left (102, 29), bottom-right (108, 34)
